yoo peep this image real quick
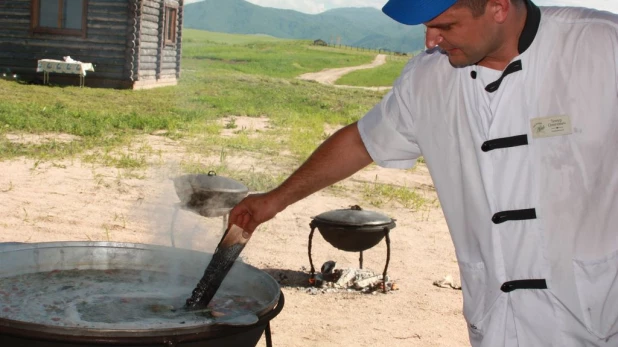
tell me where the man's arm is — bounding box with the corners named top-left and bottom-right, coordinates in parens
top-left (228, 121), bottom-right (373, 233)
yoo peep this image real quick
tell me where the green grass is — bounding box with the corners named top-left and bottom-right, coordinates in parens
top-left (0, 29), bottom-right (430, 210)
top-left (335, 57), bottom-right (410, 87)
top-left (0, 31), bottom-right (386, 164)
top-left (183, 29), bottom-right (377, 79)
top-left (362, 181), bottom-right (433, 211)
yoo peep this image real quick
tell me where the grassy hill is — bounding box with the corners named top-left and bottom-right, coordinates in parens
top-left (183, 0), bottom-right (426, 53)
top-left (181, 30), bottom-right (380, 79)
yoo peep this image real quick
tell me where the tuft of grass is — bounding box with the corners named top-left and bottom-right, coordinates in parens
top-left (362, 181), bottom-right (429, 210)
top-left (225, 117), bottom-right (238, 129)
top-left (82, 143), bottom-right (150, 170)
top-left (103, 225), bottom-right (111, 241)
top-left (115, 153), bottom-right (147, 169)
top-left (21, 207), bottom-right (29, 223)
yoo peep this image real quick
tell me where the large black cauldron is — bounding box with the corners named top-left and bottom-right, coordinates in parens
top-left (0, 242), bottom-right (283, 347)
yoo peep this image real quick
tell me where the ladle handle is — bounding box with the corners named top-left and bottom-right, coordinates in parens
top-left (185, 225), bottom-right (251, 309)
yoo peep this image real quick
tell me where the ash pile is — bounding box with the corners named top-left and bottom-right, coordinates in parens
top-left (306, 261), bottom-right (399, 295)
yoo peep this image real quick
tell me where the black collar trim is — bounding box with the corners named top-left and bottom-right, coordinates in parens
top-left (485, 60), bottom-right (523, 93)
top-left (471, 0), bottom-right (540, 91)
top-left (518, 0), bottom-right (541, 54)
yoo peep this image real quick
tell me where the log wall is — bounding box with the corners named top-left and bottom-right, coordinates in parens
top-left (0, 0), bottom-right (131, 86)
top-left (134, 0), bottom-right (182, 88)
top-left (0, 0), bottom-right (184, 89)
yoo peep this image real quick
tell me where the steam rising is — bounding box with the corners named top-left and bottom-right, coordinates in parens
top-left (131, 162), bottom-right (230, 252)
top-left (128, 162), bottom-right (247, 295)
top-left (172, 173), bottom-right (247, 218)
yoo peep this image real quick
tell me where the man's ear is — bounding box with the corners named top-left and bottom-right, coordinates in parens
top-left (487, 0), bottom-right (511, 24)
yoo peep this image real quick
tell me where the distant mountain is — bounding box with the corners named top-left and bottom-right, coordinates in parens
top-left (183, 0), bottom-right (426, 53)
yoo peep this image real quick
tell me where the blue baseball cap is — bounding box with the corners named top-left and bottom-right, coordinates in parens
top-left (382, 0), bottom-right (458, 25)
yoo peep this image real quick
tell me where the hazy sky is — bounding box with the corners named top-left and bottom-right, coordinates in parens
top-left (184, 0), bottom-right (618, 15)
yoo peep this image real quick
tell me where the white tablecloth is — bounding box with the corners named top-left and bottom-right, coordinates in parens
top-left (36, 59), bottom-right (94, 76)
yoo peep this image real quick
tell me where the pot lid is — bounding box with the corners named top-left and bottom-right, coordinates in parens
top-left (312, 205), bottom-right (394, 227)
top-left (173, 171), bottom-right (248, 195)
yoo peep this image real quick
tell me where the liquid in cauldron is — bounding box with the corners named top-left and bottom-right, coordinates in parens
top-left (0, 269), bottom-right (265, 330)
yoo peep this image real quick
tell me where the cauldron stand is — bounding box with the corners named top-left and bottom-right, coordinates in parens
top-left (307, 221), bottom-right (393, 293)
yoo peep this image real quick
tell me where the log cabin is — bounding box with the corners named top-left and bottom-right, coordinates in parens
top-left (0, 0), bottom-right (184, 89)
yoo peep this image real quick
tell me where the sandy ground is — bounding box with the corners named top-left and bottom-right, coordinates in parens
top-left (0, 128), bottom-right (469, 347)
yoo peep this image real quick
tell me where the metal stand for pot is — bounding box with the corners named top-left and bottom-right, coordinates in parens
top-left (261, 291), bottom-right (285, 347)
top-left (307, 222), bottom-right (392, 293)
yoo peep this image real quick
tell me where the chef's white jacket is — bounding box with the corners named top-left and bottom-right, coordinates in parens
top-left (358, 1), bottom-right (618, 346)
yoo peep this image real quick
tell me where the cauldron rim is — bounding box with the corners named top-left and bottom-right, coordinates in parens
top-left (310, 206), bottom-right (395, 227)
top-left (173, 173), bottom-right (249, 196)
top-left (311, 219), bottom-right (396, 229)
top-left (0, 242), bottom-right (282, 340)
top-left (0, 293), bottom-right (285, 343)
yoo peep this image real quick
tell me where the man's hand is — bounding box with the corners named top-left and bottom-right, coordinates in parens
top-left (228, 192), bottom-right (284, 234)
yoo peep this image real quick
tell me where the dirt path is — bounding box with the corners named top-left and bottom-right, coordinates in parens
top-left (298, 54), bottom-right (393, 91)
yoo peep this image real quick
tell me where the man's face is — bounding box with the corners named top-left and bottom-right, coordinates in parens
top-left (424, 4), bottom-right (499, 67)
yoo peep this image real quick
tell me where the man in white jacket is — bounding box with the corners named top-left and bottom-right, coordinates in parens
top-left (230, 0), bottom-right (618, 345)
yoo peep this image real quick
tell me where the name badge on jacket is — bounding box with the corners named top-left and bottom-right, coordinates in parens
top-left (530, 115), bottom-right (572, 139)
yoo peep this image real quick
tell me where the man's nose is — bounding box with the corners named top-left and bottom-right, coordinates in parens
top-left (425, 28), bottom-right (443, 49)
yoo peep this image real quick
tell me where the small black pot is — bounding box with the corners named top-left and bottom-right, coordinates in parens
top-left (310, 206), bottom-right (396, 252)
top-left (173, 172), bottom-right (249, 217)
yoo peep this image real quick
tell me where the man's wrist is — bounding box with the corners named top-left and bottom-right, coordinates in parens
top-left (269, 186), bottom-right (293, 213)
